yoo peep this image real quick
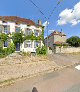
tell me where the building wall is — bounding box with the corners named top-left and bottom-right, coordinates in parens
top-left (9, 22), bottom-right (16, 33)
top-left (54, 35), bottom-right (66, 43)
top-left (20, 40), bottom-right (43, 52)
top-left (20, 41), bottom-right (36, 52)
top-left (0, 20), bottom-right (43, 52)
top-left (45, 34), bottom-right (67, 49)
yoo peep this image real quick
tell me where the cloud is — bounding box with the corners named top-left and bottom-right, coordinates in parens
top-left (57, 2), bottom-right (80, 26)
top-left (49, 30), bottom-right (55, 32)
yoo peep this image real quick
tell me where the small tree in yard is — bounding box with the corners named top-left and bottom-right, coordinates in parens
top-left (12, 32), bottom-right (24, 46)
top-left (7, 43), bottom-right (16, 54)
top-left (67, 36), bottom-right (80, 47)
top-left (0, 33), bottom-right (8, 42)
top-left (36, 46), bottom-right (47, 55)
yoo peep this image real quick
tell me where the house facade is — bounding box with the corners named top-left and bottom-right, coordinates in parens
top-left (44, 31), bottom-right (67, 49)
top-left (0, 16), bottom-right (43, 52)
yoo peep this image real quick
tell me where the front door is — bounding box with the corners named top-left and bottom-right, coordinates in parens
top-left (16, 43), bottom-right (20, 51)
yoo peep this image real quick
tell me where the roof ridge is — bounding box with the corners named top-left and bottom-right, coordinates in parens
top-left (0, 16), bottom-right (36, 25)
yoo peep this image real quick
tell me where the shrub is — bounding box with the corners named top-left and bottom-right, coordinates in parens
top-left (36, 46), bottom-right (47, 55)
top-left (0, 48), bottom-right (7, 58)
top-left (0, 43), bottom-right (15, 58)
top-left (8, 43), bottom-right (15, 54)
top-left (20, 51), bottom-right (31, 56)
top-left (12, 32), bottom-right (24, 45)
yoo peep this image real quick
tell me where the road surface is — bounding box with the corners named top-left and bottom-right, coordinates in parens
top-left (0, 67), bottom-right (80, 92)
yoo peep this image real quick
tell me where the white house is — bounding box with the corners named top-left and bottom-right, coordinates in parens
top-left (0, 16), bottom-right (44, 52)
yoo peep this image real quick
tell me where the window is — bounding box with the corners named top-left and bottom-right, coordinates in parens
top-left (4, 25), bottom-right (7, 30)
top-left (24, 40), bottom-right (32, 48)
top-left (15, 27), bottom-right (20, 32)
top-left (27, 30), bottom-right (32, 35)
top-left (27, 44), bottom-right (31, 47)
top-left (3, 21), bottom-right (7, 23)
top-left (34, 30), bottom-right (39, 36)
top-left (34, 41), bottom-right (39, 48)
top-left (25, 28), bottom-right (32, 35)
top-left (4, 41), bottom-right (8, 47)
top-left (4, 25), bottom-right (10, 34)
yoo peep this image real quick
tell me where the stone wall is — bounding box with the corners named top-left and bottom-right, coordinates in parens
top-left (56, 46), bottom-right (80, 53)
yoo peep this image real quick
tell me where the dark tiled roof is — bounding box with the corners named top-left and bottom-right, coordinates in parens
top-left (49, 31), bottom-right (66, 37)
top-left (0, 16), bottom-right (36, 25)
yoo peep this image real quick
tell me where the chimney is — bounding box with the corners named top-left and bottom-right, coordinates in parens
top-left (38, 20), bottom-right (42, 26)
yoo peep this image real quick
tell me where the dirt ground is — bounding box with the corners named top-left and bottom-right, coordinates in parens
top-left (0, 53), bottom-right (59, 84)
top-left (0, 53), bottom-right (80, 86)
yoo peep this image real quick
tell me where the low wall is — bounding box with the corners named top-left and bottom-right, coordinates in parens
top-left (56, 47), bottom-right (80, 53)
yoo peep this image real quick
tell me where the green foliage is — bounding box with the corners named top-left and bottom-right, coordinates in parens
top-left (23, 26), bottom-right (44, 41)
top-left (19, 52), bottom-right (31, 56)
top-left (8, 43), bottom-right (16, 53)
top-left (67, 36), bottom-right (80, 47)
top-left (0, 33), bottom-right (8, 42)
top-left (0, 27), bottom-right (44, 58)
top-left (0, 48), bottom-right (8, 58)
top-left (36, 46), bottom-right (47, 55)
top-left (24, 33), bottom-right (44, 41)
top-left (0, 40), bottom-right (3, 48)
top-left (0, 43), bottom-right (15, 58)
top-left (12, 32), bottom-right (24, 45)
top-left (0, 33), bottom-right (8, 48)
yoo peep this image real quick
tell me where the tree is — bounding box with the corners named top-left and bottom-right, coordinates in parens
top-left (0, 33), bottom-right (8, 42)
top-left (12, 32), bottom-right (24, 45)
top-left (67, 36), bottom-right (80, 47)
top-left (36, 46), bottom-right (47, 55)
top-left (0, 33), bottom-right (8, 48)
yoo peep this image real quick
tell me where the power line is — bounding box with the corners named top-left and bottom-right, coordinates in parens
top-left (48, 0), bottom-right (64, 20)
top-left (24, 0), bottom-right (64, 21)
top-left (27, 0), bottom-right (48, 20)
top-left (24, 0), bottom-right (65, 54)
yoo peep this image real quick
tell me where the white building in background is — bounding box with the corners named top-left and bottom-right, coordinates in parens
top-left (0, 16), bottom-right (44, 52)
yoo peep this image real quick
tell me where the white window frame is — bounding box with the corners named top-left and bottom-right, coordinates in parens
top-left (24, 40), bottom-right (32, 48)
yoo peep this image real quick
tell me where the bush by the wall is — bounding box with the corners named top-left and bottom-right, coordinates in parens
top-left (36, 46), bottom-right (47, 55)
top-left (21, 51), bottom-right (31, 56)
top-left (8, 43), bottom-right (16, 54)
top-left (0, 43), bottom-right (15, 58)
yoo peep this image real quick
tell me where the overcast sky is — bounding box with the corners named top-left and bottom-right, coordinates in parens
top-left (0, 0), bottom-right (80, 38)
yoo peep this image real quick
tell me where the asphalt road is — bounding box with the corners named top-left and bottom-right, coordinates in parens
top-left (0, 67), bottom-right (80, 92)
top-left (62, 84), bottom-right (80, 92)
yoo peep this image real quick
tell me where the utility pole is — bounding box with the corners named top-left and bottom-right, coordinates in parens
top-left (28, 0), bottom-right (65, 54)
top-left (43, 21), bottom-right (49, 54)
top-left (46, 21), bottom-right (49, 54)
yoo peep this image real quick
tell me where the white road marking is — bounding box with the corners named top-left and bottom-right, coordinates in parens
top-left (75, 65), bottom-right (80, 70)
